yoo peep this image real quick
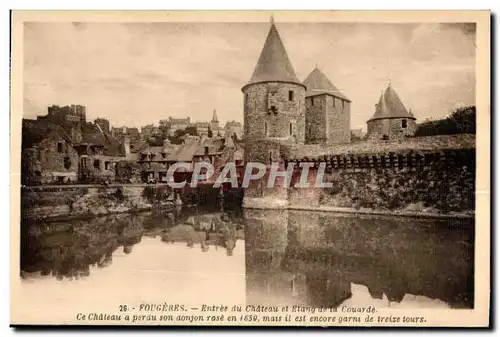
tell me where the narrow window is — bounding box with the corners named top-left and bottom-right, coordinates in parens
top-left (311, 97), bottom-right (314, 106)
top-left (57, 142), bottom-right (63, 153)
top-left (342, 100), bottom-right (345, 110)
top-left (264, 122), bottom-right (268, 136)
top-left (332, 97), bottom-right (336, 107)
top-left (289, 122), bottom-right (293, 136)
top-left (105, 161), bottom-right (110, 170)
top-left (64, 157), bottom-right (71, 170)
top-left (93, 159), bottom-right (100, 169)
top-left (288, 90), bottom-right (294, 101)
top-left (402, 119), bottom-right (407, 129)
top-left (269, 151), bottom-right (273, 164)
top-left (245, 93), bottom-right (248, 105)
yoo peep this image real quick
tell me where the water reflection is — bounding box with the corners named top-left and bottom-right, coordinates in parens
top-left (20, 205), bottom-right (474, 311)
top-left (243, 209), bottom-right (474, 309)
top-left (20, 206), bottom-right (244, 280)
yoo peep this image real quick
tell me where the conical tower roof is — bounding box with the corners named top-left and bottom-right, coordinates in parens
top-left (303, 67), bottom-right (350, 101)
top-left (368, 84), bottom-right (415, 122)
top-left (212, 109), bottom-right (218, 122)
top-left (244, 22), bottom-right (302, 88)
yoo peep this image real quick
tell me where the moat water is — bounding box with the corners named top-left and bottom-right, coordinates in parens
top-left (17, 204), bottom-right (474, 322)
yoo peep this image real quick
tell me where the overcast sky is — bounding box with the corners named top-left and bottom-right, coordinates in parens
top-left (23, 21), bottom-right (475, 130)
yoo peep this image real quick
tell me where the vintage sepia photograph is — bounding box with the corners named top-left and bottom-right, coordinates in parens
top-left (10, 10), bottom-right (490, 327)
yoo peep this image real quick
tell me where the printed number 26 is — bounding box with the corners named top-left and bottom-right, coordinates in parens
top-left (119, 305), bottom-right (129, 312)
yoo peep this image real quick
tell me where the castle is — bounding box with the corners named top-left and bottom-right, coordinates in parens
top-left (241, 19), bottom-right (421, 208)
top-left (242, 20), bottom-right (352, 156)
top-left (242, 20), bottom-right (418, 163)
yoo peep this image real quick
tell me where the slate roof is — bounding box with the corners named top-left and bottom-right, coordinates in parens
top-left (193, 138), bottom-right (225, 156)
top-left (166, 138), bottom-right (201, 162)
top-left (303, 67), bottom-right (350, 101)
top-left (22, 119), bottom-right (73, 149)
top-left (368, 85), bottom-right (416, 122)
top-left (244, 23), bottom-right (302, 88)
top-left (79, 123), bottom-right (124, 156)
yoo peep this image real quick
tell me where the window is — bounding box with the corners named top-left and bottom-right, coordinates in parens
top-left (64, 157), bottom-right (71, 170)
top-left (342, 100), bottom-right (345, 110)
top-left (311, 97), bottom-right (314, 106)
top-left (269, 151), bottom-right (273, 164)
top-left (93, 159), bottom-right (100, 169)
top-left (289, 122), bottom-right (293, 136)
top-left (57, 142), bottom-right (63, 153)
top-left (105, 161), bottom-right (110, 170)
top-left (204, 146), bottom-right (209, 155)
top-left (264, 122), bottom-right (268, 136)
top-left (288, 90), bottom-right (294, 101)
top-left (332, 97), bottom-right (336, 107)
top-left (245, 93), bottom-right (248, 105)
top-left (402, 119), bottom-right (408, 129)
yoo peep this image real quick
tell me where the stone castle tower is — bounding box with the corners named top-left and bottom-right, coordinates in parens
top-left (366, 83), bottom-right (417, 140)
top-left (303, 66), bottom-right (351, 144)
top-left (242, 20), bottom-right (306, 164)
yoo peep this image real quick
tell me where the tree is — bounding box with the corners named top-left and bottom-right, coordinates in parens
top-left (185, 126), bottom-right (198, 136)
top-left (415, 106), bottom-right (475, 137)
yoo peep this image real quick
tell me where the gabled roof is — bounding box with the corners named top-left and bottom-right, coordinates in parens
top-left (244, 23), bottom-right (302, 88)
top-left (303, 67), bottom-right (350, 101)
top-left (79, 123), bottom-right (124, 156)
top-left (368, 85), bottom-right (416, 122)
top-left (22, 119), bottom-right (73, 149)
top-left (194, 138), bottom-right (224, 156)
top-left (166, 138), bottom-right (201, 162)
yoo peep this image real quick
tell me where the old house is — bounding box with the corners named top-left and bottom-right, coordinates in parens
top-left (71, 123), bottom-right (127, 183)
top-left (21, 120), bottom-right (79, 185)
top-left (138, 139), bottom-right (178, 183)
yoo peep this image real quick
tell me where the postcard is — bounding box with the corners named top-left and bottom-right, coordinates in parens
top-left (10, 10), bottom-right (490, 327)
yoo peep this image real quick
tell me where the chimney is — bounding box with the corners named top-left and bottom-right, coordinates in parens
top-left (123, 136), bottom-right (131, 156)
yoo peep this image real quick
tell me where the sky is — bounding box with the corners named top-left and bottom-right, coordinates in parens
top-left (23, 21), bottom-right (476, 131)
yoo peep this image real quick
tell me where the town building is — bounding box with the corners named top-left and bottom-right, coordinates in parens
top-left (21, 120), bottom-right (79, 184)
top-left (22, 106), bottom-right (127, 185)
top-left (194, 121), bottom-right (210, 137)
top-left (366, 84), bottom-right (417, 140)
top-left (224, 120), bottom-right (243, 140)
top-left (37, 104), bottom-right (87, 124)
top-left (168, 117), bottom-right (191, 136)
top-left (72, 123), bottom-right (127, 182)
top-left (141, 124), bottom-right (160, 140)
top-left (94, 118), bottom-right (110, 133)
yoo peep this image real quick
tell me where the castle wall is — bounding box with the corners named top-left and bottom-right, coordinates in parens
top-left (243, 82), bottom-right (306, 144)
top-left (367, 117), bottom-right (417, 140)
top-left (286, 148), bottom-right (475, 214)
